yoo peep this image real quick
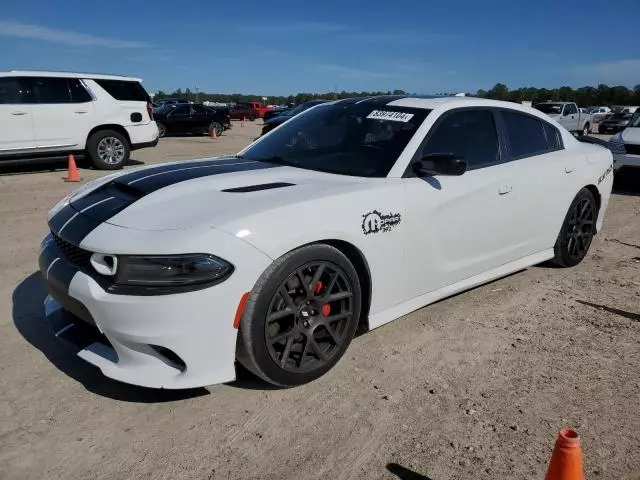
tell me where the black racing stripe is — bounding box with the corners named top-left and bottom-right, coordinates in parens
top-left (131, 161), bottom-right (280, 194)
top-left (115, 156), bottom-right (253, 185)
top-left (70, 188), bottom-right (116, 211)
top-left (57, 215), bottom-right (103, 246)
top-left (38, 236), bottom-right (59, 274)
top-left (48, 204), bottom-right (78, 233)
top-left (78, 197), bottom-right (131, 222)
top-left (48, 257), bottom-right (78, 293)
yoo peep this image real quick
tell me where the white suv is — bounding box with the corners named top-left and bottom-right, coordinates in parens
top-left (0, 71), bottom-right (158, 170)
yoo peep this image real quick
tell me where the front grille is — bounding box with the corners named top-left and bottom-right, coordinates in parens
top-left (52, 233), bottom-right (92, 270)
top-left (625, 144), bottom-right (640, 155)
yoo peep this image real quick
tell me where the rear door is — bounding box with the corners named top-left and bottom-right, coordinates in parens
top-left (497, 109), bottom-right (578, 253)
top-left (191, 105), bottom-right (212, 133)
top-left (28, 77), bottom-right (94, 151)
top-left (0, 76), bottom-right (36, 154)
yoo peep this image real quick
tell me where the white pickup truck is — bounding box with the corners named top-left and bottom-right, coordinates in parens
top-left (534, 102), bottom-right (592, 136)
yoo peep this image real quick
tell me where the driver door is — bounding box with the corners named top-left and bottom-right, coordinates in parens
top-left (402, 108), bottom-right (520, 300)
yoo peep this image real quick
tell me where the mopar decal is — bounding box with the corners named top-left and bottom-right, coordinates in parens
top-left (598, 164), bottom-right (613, 185)
top-left (362, 210), bottom-right (401, 235)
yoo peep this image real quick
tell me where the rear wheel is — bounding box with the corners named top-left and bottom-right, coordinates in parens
top-left (237, 244), bottom-right (361, 387)
top-left (579, 123), bottom-right (590, 136)
top-left (157, 122), bottom-right (167, 138)
top-left (552, 188), bottom-right (597, 267)
top-left (86, 130), bottom-right (129, 170)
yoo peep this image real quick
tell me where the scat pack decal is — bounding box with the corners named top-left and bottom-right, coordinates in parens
top-left (362, 210), bottom-right (402, 235)
top-left (598, 164), bottom-right (613, 185)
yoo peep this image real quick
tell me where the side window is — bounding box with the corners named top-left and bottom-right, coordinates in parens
top-left (567, 104), bottom-right (578, 115)
top-left (543, 122), bottom-right (563, 151)
top-left (170, 106), bottom-right (190, 116)
top-left (30, 77), bottom-right (72, 104)
top-left (192, 105), bottom-right (207, 115)
top-left (0, 77), bottom-right (30, 104)
top-left (93, 79), bottom-right (150, 102)
top-left (502, 110), bottom-right (548, 158)
top-left (68, 78), bottom-right (92, 103)
top-left (422, 110), bottom-right (500, 170)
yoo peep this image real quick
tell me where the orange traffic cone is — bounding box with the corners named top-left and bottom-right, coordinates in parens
top-left (544, 428), bottom-right (584, 480)
top-left (64, 154), bottom-right (81, 182)
top-left (210, 127), bottom-right (218, 139)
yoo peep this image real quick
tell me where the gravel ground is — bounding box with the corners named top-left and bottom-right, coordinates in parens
top-left (0, 124), bottom-right (639, 480)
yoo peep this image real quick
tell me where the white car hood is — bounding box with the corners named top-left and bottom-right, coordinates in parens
top-left (66, 157), bottom-right (366, 231)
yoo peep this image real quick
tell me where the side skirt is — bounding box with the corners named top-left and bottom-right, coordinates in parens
top-left (367, 249), bottom-right (555, 330)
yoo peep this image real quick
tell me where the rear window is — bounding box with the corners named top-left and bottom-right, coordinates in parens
top-left (502, 110), bottom-right (548, 158)
top-left (542, 122), bottom-right (562, 151)
top-left (93, 79), bottom-right (150, 102)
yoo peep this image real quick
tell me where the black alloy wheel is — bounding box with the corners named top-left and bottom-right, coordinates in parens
top-left (565, 198), bottom-right (595, 260)
top-left (236, 244), bottom-right (362, 387)
top-left (553, 188), bottom-right (597, 267)
top-left (265, 261), bottom-right (354, 373)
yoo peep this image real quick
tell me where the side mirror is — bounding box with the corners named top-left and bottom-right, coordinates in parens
top-left (412, 153), bottom-right (467, 177)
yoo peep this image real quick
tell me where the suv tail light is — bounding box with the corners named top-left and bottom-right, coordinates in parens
top-left (147, 102), bottom-right (154, 121)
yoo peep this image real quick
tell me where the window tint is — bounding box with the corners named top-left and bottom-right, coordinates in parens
top-left (565, 103), bottom-right (578, 115)
top-left (0, 77), bottom-right (29, 104)
top-left (192, 105), bottom-right (208, 115)
top-left (171, 106), bottom-right (190, 116)
top-left (93, 79), bottom-right (150, 102)
top-left (502, 110), bottom-right (548, 158)
top-left (30, 77), bottom-right (72, 104)
top-left (543, 122), bottom-right (562, 150)
top-left (422, 110), bottom-right (499, 170)
top-left (69, 78), bottom-right (92, 103)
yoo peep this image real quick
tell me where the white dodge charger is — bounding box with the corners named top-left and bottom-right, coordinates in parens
top-left (39, 96), bottom-right (614, 389)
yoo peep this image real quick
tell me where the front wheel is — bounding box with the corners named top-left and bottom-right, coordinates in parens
top-left (237, 244), bottom-right (362, 387)
top-left (578, 123), bottom-right (590, 136)
top-left (552, 188), bottom-right (597, 267)
top-left (86, 130), bottom-right (130, 170)
top-left (157, 122), bottom-right (167, 138)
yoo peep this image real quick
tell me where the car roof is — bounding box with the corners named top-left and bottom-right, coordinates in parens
top-left (331, 95), bottom-right (546, 115)
top-left (1, 70), bottom-right (143, 82)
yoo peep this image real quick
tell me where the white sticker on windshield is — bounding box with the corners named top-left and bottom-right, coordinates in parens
top-left (367, 110), bottom-right (414, 123)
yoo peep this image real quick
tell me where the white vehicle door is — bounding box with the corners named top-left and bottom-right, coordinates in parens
top-left (0, 77), bottom-right (36, 154)
top-left (28, 77), bottom-right (94, 152)
top-left (402, 108), bottom-right (520, 299)
top-left (496, 109), bottom-right (579, 254)
top-left (562, 103), bottom-right (579, 131)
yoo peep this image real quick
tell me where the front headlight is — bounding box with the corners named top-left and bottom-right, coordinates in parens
top-left (115, 254), bottom-right (234, 287)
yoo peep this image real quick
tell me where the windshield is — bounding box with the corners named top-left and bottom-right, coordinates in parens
top-left (241, 103), bottom-right (430, 177)
top-left (608, 113), bottom-right (632, 121)
top-left (629, 112), bottom-right (640, 128)
top-left (534, 103), bottom-right (563, 114)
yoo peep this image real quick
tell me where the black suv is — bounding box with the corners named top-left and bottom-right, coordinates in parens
top-left (154, 104), bottom-right (231, 137)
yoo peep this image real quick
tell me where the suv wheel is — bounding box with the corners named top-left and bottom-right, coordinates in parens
top-left (87, 130), bottom-right (130, 170)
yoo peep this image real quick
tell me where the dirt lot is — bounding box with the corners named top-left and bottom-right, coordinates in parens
top-left (1, 123), bottom-right (639, 480)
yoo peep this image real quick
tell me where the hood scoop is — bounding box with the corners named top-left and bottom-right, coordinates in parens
top-left (222, 182), bottom-right (295, 193)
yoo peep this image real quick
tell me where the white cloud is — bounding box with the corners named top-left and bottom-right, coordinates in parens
top-left (569, 59), bottom-right (640, 86)
top-left (0, 21), bottom-right (149, 48)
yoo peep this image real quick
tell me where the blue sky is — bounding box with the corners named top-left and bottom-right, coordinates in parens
top-left (1, 0), bottom-right (638, 96)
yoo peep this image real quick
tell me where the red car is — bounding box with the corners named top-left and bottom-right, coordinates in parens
top-left (229, 101), bottom-right (272, 120)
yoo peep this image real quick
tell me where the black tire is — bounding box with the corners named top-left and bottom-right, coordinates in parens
top-left (552, 188), bottom-right (597, 268)
top-left (157, 122), bottom-right (167, 138)
top-left (237, 244), bottom-right (362, 387)
top-left (579, 123), bottom-right (590, 136)
top-left (208, 122), bottom-right (223, 137)
top-left (86, 129), bottom-right (130, 170)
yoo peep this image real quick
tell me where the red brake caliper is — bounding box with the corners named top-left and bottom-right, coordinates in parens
top-left (314, 281), bottom-right (331, 317)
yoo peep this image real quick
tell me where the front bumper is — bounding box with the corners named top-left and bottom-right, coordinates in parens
top-left (38, 227), bottom-right (272, 389)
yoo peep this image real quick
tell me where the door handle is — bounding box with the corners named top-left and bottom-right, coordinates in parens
top-left (74, 110), bottom-right (88, 114)
top-left (498, 185), bottom-right (512, 195)
top-left (11, 111), bottom-right (28, 115)
top-left (565, 166), bottom-right (575, 173)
